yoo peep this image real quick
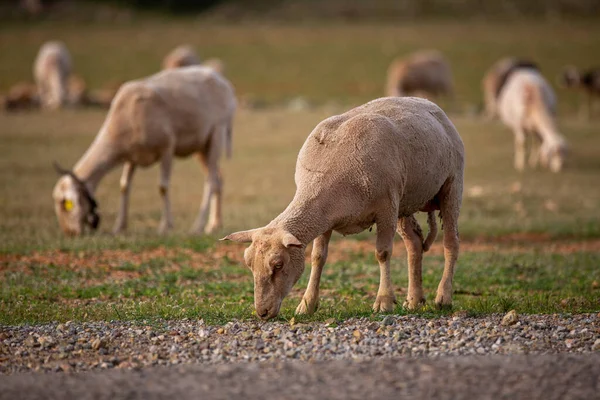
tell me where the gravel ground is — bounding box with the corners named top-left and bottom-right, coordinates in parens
top-left (1, 313), bottom-right (599, 374)
top-left (1, 354), bottom-right (599, 400)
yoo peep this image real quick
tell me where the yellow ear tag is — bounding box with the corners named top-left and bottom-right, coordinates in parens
top-left (64, 199), bottom-right (74, 211)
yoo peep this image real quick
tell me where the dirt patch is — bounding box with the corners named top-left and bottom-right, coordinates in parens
top-left (2, 238), bottom-right (599, 280)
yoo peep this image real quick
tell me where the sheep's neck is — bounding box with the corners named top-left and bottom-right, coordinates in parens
top-left (531, 106), bottom-right (563, 145)
top-left (73, 132), bottom-right (120, 194)
top-left (271, 194), bottom-right (331, 245)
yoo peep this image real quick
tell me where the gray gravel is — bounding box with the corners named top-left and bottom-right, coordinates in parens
top-left (2, 313), bottom-right (599, 374)
top-left (2, 354), bottom-right (600, 400)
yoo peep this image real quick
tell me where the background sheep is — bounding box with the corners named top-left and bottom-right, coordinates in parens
top-left (498, 69), bottom-right (567, 173)
top-left (224, 97), bottom-right (464, 320)
top-left (385, 50), bottom-right (454, 100)
top-left (162, 45), bottom-right (202, 70)
top-left (481, 57), bottom-right (538, 119)
top-left (52, 66), bottom-right (236, 236)
top-left (1, 81), bottom-right (39, 111)
top-left (560, 65), bottom-right (600, 119)
top-left (33, 41), bottom-right (72, 109)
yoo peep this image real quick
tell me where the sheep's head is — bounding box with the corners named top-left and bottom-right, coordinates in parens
top-left (222, 228), bottom-right (305, 320)
top-left (560, 66), bottom-right (581, 88)
top-left (540, 141), bottom-right (568, 173)
top-left (52, 163), bottom-right (100, 236)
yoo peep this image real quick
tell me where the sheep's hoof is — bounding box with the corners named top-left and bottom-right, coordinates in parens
top-left (373, 295), bottom-right (397, 313)
top-left (157, 221), bottom-right (173, 235)
top-left (403, 297), bottom-right (426, 311)
top-left (295, 297), bottom-right (318, 315)
top-left (434, 294), bottom-right (453, 310)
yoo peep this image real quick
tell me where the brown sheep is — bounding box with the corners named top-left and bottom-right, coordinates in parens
top-left (385, 50), bottom-right (454, 100)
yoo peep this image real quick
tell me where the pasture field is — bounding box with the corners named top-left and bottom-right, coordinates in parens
top-left (1, 20), bottom-right (599, 325)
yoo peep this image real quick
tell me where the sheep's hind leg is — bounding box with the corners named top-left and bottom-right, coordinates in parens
top-left (190, 140), bottom-right (223, 234)
top-left (373, 217), bottom-right (397, 313)
top-left (397, 215), bottom-right (425, 310)
top-left (113, 162), bottom-right (136, 234)
top-left (296, 230), bottom-right (332, 315)
top-left (435, 179), bottom-right (462, 309)
top-left (157, 152), bottom-right (174, 234)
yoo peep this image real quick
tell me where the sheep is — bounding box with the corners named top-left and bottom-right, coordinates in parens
top-left (481, 57), bottom-right (538, 119)
top-left (385, 50), bottom-right (454, 100)
top-left (497, 69), bottom-right (567, 173)
top-left (33, 41), bottom-right (72, 109)
top-left (560, 65), bottom-right (600, 119)
top-left (203, 57), bottom-right (226, 76)
top-left (1, 81), bottom-right (39, 111)
top-left (162, 45), bottom-right (202, 70)
top-left (52, 66), bottom-right (236, 236)
top-left (223, 97), bottom-right (464, 320)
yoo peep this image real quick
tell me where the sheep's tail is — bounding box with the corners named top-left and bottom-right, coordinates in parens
top-left (422, 211), bottom-right (438, 252)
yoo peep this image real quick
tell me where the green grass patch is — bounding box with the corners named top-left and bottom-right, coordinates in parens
top-left (2, 248), bottom-right (598, 325)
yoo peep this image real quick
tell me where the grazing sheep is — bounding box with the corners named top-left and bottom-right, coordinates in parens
top-left (33, 41), bottom-right (72, 109)
top-left (203, 57), bottom-right (226, 76)
top-left (67, 74), bottom-right (88, 106)
top-left (498, 69), bottom-right (567, 172)
top-left (162, 45), bottom-right (202, 70)
top-left (560, 65), bottom-right (600, 119)
top-left (482, 57), bottom-right (538, 119)
top-left (52, 66), bottom-right (236, 236)
top-left (223, 97), bottom-right (464, 320)
top-left (385, 50), bottom-right (454, 99)
top-left (1, 82), bottom-right (39, 111)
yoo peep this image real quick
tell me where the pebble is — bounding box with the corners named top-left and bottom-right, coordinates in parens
top-left (1, 314), bottom-right (598, 374)
top-left (501, 310), bottom-right (519, 326)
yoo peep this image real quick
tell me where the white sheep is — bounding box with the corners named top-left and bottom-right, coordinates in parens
top-left (52, 66), bottom-right (237, 236)
top-left (162, 45), bottom-right (202, 70)
top-left (497, 69), bottom-right (568, 173)
top-left (481, 57), bottom-right (538, 119)
top-left (33, 41), bottom-right (72, 109)
top-left (223, 97), bottom-right (464, 320)
top-left (385, 50), bottom-right (454, 99)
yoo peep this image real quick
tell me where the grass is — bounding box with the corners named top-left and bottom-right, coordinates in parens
top-left (2, 245), bottom-right (598, 325)
top-left (1, 19), bottom-right (600, 324)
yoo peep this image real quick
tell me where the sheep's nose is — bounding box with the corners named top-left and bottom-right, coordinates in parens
top-left (257, 308), bottom-right (270, 319)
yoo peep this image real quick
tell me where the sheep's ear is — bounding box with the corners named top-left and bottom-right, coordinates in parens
top-left (282, 232), bottom-right (302, 248)
top-left (220, 229), bottom-right (258, 243)
top-left (53, 161), bottom-right (70, 176)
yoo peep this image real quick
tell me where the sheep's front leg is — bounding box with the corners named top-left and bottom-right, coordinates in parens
top-left (158, 153), bottom-right (174, 234)
top-left (373, 218), bottom-right (397, 313)
top-left (113, 162), bottom-right (136, 234)
top-left (397, 216), bottom-right (425, 310)
top-left (295, 230), bottom-right (332, 315)
top-left (513, 126), bottom-right (526, 171)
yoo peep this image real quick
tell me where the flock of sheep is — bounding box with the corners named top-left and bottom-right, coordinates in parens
top-left (5, 40), bottom-right (598, 319)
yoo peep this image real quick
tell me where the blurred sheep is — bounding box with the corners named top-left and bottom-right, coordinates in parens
top-left (1, 82), bottom-right (39, 111)
top-left (385, 50), bottom-right (454, 100)
top-left (497, 69), bottom-right (567, 173)
top-left (162, 45), bottom-right (226, 76)
top-left (482, 57), bottom-right (538, 119)
top-left (162, 45), bottom-right (202, 70)
top-left (560, 65), bottom-right (600, 119)
top-left (33, 41), bottom-right (72, 109)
